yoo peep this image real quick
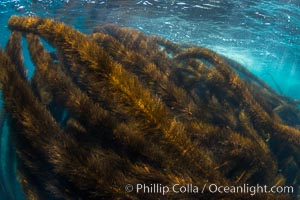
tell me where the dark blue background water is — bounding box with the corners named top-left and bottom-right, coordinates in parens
top-left (0, 0), bottom-right (299, 199)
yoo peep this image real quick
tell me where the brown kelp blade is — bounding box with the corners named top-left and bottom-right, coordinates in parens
top-left (8, 16), bottom-right (224, 183)
top-left (0, 16), bottom-right (298, 199)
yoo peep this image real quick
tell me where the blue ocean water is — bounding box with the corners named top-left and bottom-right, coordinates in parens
top-left (0, 0), bottom-right (299, 199)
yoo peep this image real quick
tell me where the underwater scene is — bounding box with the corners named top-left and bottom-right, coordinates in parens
top-left (0, 0), bottom-right (300, 199)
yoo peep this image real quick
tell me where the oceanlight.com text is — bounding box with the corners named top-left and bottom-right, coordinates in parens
top-left (125, 183), bottom-right (293, 196)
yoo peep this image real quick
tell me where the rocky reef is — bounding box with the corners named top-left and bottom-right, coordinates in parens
top-left (0, 16), bottom-right (300, 199)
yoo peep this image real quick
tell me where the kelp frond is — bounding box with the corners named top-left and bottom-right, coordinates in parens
top-left (0, 15), bottom-right (298, 199)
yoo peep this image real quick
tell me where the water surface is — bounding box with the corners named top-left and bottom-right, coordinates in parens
top-left (1, 0), bottom-right (299, 98)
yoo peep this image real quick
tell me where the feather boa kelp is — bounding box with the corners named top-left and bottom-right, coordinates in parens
top-left (0, 16), bottom-right (299, 199)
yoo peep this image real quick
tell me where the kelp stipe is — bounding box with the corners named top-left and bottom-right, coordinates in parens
top-left (0, 32), bottom-right (27, 200)
top-left (0, 64), bottom-right (25, 200)
top-left (0, 15), bottom-right (299, 199)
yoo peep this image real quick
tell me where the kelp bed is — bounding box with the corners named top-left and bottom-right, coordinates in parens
top-left (0, 16), bottom-right (300, 200)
